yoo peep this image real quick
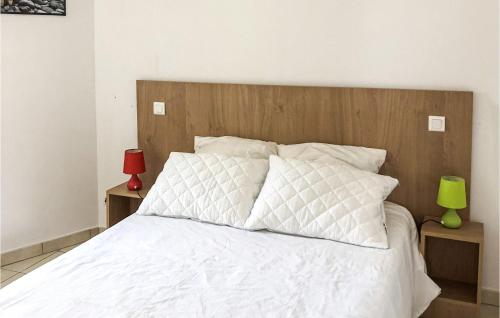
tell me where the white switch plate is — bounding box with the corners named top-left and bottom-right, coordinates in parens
top-left (428, 116), bottom-right (445, 132)
top-left (153, 102), bottom-right (166, 116)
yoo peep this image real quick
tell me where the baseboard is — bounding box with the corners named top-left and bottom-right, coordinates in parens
top-left (482, 288), bottom-right (499, 307)
top-left (1, 227), bottom-right (100, 266)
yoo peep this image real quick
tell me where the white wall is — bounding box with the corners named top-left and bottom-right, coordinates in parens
top-left (1, 0), bottom-right (97, 252)
top-left (94, 0), bottom-right (499, 290)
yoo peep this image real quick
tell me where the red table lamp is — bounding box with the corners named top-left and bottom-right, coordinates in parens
top-left (123, 149), bottom-right (146, 191)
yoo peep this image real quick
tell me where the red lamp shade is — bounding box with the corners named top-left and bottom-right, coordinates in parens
top-left (123, 149), bottom-right (146, 190)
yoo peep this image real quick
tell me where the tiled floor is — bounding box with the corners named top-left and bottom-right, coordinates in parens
top-left (0, 243), bottom-right (80, 288)
top-left (1, 250), bottom-right (498, 317)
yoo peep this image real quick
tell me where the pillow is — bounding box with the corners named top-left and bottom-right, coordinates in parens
top-left (278, 143), bottom-right (387, 173)
top-left (244, 155), bottom-right (398, 248)
top-left (137, 152), bottom-right (269, 228)
top-left (195, 136), bottom-right (278, 159)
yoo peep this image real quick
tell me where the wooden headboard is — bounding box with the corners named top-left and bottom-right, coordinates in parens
top-left (137, 80), bottom-right (473, 223)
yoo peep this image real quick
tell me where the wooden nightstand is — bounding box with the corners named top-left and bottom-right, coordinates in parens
top-left (106, 182), bottom-right (150, 227)
top-left (420, 218), bottom-right (484, 318)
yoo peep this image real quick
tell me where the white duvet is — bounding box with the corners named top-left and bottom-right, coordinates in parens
top-left (0, 202), bottom-right (439, 318)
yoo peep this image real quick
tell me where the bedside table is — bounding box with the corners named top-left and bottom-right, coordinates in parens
top-left (420, 218), bottom-right (484, 318)
top-left (106, 182), bottom-right (150, 227)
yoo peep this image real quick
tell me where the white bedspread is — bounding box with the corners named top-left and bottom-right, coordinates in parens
top-left (0, 202), bottom-right (439, 318)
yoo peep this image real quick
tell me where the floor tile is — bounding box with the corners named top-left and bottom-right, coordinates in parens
top-left (480, 304), bottom-right (499, 318)
top-left (0, 269), bottom-right (18, 282)
top-left (0, 273), bottom-right (24, 288)
top-left (59, 244), bottom-right (79, 253)
top-left (2, 252), bottom-right (55, 272)
top-left (22, 252), bottom-right (64, 273)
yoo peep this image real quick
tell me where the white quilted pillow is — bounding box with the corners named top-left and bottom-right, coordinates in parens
top-left (137, 152), bottom-right (269, 228)
top-left (278, 143), bottom-right (386, 173)
top-left (244, 156), bottom-right (398, 248)
top-left (195, 136), bottom-right (278, 159)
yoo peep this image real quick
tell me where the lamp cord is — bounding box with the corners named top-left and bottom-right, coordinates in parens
top-left (136, 190), bottom-right (144, 199)
top-left (421, 218), bottom-right (442, 226)
top-left (417, 218), bottom-right (442, 234)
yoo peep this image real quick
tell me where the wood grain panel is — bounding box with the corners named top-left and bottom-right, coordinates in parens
top-left (426, 237), bottom-right (480, 285)
top-left (137, 81), bottom-right (473, 223)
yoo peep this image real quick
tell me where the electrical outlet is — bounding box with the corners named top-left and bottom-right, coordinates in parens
top-left (153, 102), bottom-right (166, 116)
top-left (428, 116), bottom-right (445, 132)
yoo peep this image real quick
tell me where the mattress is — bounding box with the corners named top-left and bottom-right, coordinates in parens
top-left (0, 202), bottom-right (439, 318)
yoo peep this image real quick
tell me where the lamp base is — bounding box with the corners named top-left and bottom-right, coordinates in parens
top-left (441, 208), bottom-right (462, 229)
top-left (127, 174), bottom-right (143, 191)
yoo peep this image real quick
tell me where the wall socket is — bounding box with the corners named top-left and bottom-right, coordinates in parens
top-left (153, 102), bottom-right (166, 116)
top-left (428, 116), bottom-right (445, 132)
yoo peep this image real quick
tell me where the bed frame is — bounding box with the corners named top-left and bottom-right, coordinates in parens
top-left (136, 80), bottom-right (473, 223)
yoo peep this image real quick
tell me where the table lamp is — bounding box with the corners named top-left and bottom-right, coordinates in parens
top-left (437, 176), bottom-right (467, 229)
top-left (123, 149), bottom-right (146, 191)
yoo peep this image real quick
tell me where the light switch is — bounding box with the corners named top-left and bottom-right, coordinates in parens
top-left (153, 102), bottom-right (166, 116)
top-left (428, 116), bottom-right (445, 132)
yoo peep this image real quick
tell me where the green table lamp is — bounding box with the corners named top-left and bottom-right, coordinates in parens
top-left (437, 176), bottom-right (467, 229)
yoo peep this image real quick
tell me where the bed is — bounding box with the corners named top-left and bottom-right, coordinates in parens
top-left (0, 202), bottom-right (438, 317)
top-left (0, 81), bottom-right (473, 317)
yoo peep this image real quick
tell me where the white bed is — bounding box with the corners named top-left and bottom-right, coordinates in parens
top-left (0, 202), bottom-right (439, 318)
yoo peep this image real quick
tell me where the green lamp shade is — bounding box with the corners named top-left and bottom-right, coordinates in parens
top-left (437, 176), bottom-right (467, 209)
